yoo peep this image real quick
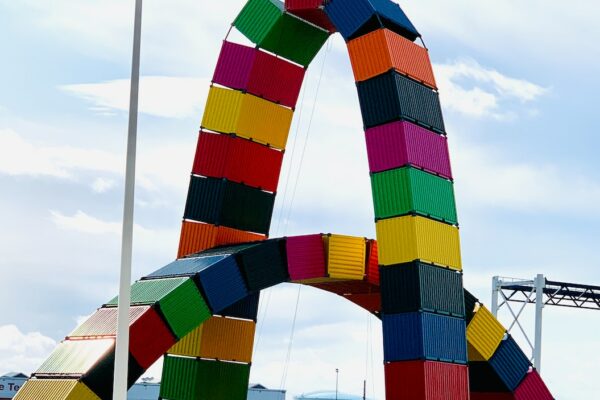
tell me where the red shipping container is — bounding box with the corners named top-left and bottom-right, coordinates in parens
top-left (344, 293), bottom-right (381, 314)
top-left (385, 360), bottom-right (469, 400)
top-left (366, 239), bottom-right (379, 285)
top-left (310, 280), bottom-right (379, 296)
top-left (192, 131), bottom-right (284, 192)
top-left (514, 370), bottom-right (553, 400)
top-left (285, 0), bottom-right (323, 8)
top-left (286, 234), bottom-right (327, 281)
top-left (471, 394), bottom-right (515, 400)
top-left (365, 120), bottom-right (453, 179)
top-left (212, 41), bottom-right (305, 108)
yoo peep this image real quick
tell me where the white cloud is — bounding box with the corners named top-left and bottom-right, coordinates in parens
top-left (50, 210), bottom-right (122, 235)
top-left (61, 76), bottom-right (210, 119)
top-left (434, 59), bottom-right (549, 120)
top-left (0, 325), bottom-right (56, 376)
top-left (92, 177), bottom-right (116, 193)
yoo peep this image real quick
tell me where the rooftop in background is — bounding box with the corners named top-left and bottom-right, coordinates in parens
top-left (295, 391), bottom-right (370, 400)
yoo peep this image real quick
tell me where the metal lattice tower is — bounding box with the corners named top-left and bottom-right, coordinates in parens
top-left (492, 274), bottom-right (600, 371)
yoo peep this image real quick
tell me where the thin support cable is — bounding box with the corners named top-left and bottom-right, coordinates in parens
top-left (253, 287), bottom-right (273, 355)
top-left (280, 285), bottom-right (303, 389)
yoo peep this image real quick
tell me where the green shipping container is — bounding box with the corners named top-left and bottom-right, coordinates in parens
top-left (161, 356), bottom-right (251, 400)
top-left (106, 278), bottom-right (211, 339)
top-left (234, 0), bottom-right (329, 66)
top-left (371, 166), bottom-right (458, 224)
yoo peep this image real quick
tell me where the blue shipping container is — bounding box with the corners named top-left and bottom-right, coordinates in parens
top-left (144, 255), bottom-right (228, 279)
top-left (219, 292), bottom-right (260, 321)
top-left (382, 312), bottom-right (467, 363)
top-left (489, 335), bottom-right (531, 391)
top-left (325, 0), bottom-right (419, 41)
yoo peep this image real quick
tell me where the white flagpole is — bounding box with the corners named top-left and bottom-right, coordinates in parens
top-left (113, 1), bottom-right (142, 399)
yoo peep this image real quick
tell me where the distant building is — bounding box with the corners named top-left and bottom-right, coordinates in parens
top-left (0, 373), bottom-right (27, 400)
top-left (295, 391), bottom-right (368, 400)
top-left (248, 383), bottom-right (286, 400)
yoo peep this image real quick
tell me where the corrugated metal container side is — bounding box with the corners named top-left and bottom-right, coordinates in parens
top-left (168, 322), bottom-right (203, 357)
top-left (234, 0), bottom-right (282, 45)
top-left (285, 0), bottom-right (322, 9)
top-left (514, 370), bottom-right (553, 400)
top-left (178, 221), bottom-right (219, 258)
top-left (259, 12), bottom-right (329, 67)
top-left (218, 292), bottom-right (260, 321)
top-left (357, 71), bottom-right (445, 133)
top-left (237, 92), bottom-right (294, 149)
top-left (14, 380), bottom-right (100, 400)
top-left (489, 336), bottom-right (531, 391)
top-left (161, 356), bottom-right (250, 400)
top-left (128, 306), bottom-right (177, 369)
top-left (348, 29), bottom-right (435, 87)
top-left (106, 277), bottom-right (190, 306)
top-left (286, 8), bottom-right (336, 33)
top-left (344, 293), bottom-right (381, 314)
top-left (310, 280), bottom-right (378, 296)
top-left (286, 234), bottom-right (327, 281)
top-left (212, 41), bottom-right (256, 90)
top-left (201, 86), bottom-right (243, 134)
top-left (34, 339), bottom-right (114, 377)
top-left (214, 225), bottom-right (266, 247)
top-left (144, 255), bottom-right (228, 279)
top-left (467, 305), bottom-right (506, 361)
top-left (197, 256), bottom-right (249, 313)
top-left (376, 215), bottom-right (462, 270)
top-left (327, 234), bottom-right (366, 280)
top-left (379, 261), bottom-right (464, 317)
top-left (366, 239), bottom-right (379, 285)
top-left (468, 361), bottom-right (510, 393)
top-left (81, 347), bottom-right (143, 400)
top-left (324, 0), bottom-right (419, 41)
top-left (238, 239), bottom-right (289, 291)
top-left (220, 180), bottom-right (276, 235)
top-left (183, 176), bottom-right (225, 226)
top-left (365, 120), bottom-right (452, 179)
top-left (464, 289), bottom-right (479, 325)
top-left (384, 360), bottom-right (469, 400)
top-left (248, 49), bottom-right (306, 108)
top-left (471, 394), bottom-right (515, 400)
top-left (382, 312), bottom-right (467, 363)
top-left (68, 306), bottom-right (148, 338)
top-left (196, 317), bottom-right (255, 363)
top-left (371, 166), bottom-right (458, 224)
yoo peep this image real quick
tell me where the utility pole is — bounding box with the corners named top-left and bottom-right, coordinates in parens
top-left (335, 368), bottom-right (339, 400)
top-left (363, 379), bottom-right (366, 400)
top-left (113, 1), bottom-right (142, 399)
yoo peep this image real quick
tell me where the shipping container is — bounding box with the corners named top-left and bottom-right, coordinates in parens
top-left (237, 239), bottom-right (289, 291)
top-left (202, 87), bottom-right (293, 149)
top-left (145, 255), bottom-right (228, 279)
top-left (193, 131), bottom-right (284, 192)
top-left (384, 360), bottom-right (469, 400)
top-left (514, 370), bottom-right (553, 400)
top-left (371, 166), bottom-right (458, 224)
top-left (34, 339), bottom-right (115, 378)
top-left (310, 279), bottom-right (378, 296)
top-left (365, 120), bottom-right (453, 179)
top-left (285, 0), bottom-right (322, 8)
top-left (218, 292), bottom-right (260, 321)
top-left (169, 316), bottom-right (255, 363)
top-left (184, 176), bottom-right (275, 235)
top-left (67, 306), bottom-right (175, 369)
top-left (382, 312), bottom-right (467, 363)
top-left (467, 305), bottom-right (506, 361)
top-left (379, 261), bottom-right (464, 317)
top-left (357, 70), bottom-right (445, 133)
top-left (489, 336), bottom-right (531, 391)
top-left (106, 277), bottom-right (211, 340)
top-left (285, 7), bottom-right (336, 32)
top-left (196, 256), bottom-right (249, 313)
top-left (161, 356), bottom-right (250, 400)
top-left (327, 234), bottom-right (367, 280)
top-left (366, 239), bottom-right (379, 285)
top-left (464, 289), bottom-right (479, 325)
top-left (469, 361), bottom-right (510, 393)
top-left (324, 0), bottom-right (419, 41)
top-left (471, 393), bottom-right (515, 400)
top-left (376, 215), bottom-right (462, 270)
top-left (348, 28), bottom-right (435, 87)
top-left (343, 292), bottom-right (381, 314)
top-left (286, 234), bottom-right (327, 281)
top-left (213, 42), bottom-right (305, 108)
top-left (234, 0), bottom-right (283, 44)
top-left (14, 380), bottom-right (100, 400)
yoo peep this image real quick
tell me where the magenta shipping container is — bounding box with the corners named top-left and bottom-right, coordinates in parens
top-left (286, 234), bottom-right (326, 281)
top-left (212, 41), bottom-right (305, 109)
top-left (514, 370), bottom-right (553, 400)
top-left (365, 120), bottom-right (453, 179)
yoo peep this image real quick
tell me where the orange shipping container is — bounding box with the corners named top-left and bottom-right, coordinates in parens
top-left (347, 29), bottom-right (437, 88)
top-left (178, 221), bottom-right (266, 258)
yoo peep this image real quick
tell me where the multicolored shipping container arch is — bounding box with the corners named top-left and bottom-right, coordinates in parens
top-left (15, 0), bottom-right (555, 399)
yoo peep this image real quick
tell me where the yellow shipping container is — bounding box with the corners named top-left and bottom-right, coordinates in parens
top-left (327, 234), bottom-right (367, 280)
top-left (15, 380), bottom-right (99, 400)
top-left (168, 316), bottom-right (255, 363)
top-left (376, 215), bottom-right (462, 270)
top-left (467, 305), bottom-right (506, 361)
top-left (201, 87), bottom-right (293, 150)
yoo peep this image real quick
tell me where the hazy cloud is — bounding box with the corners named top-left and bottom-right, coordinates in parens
top-left (0, 325), bottom-right (56, 376)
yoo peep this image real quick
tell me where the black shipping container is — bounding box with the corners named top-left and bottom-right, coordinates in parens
top-left (464, 289), bottom-right (479, 325)
top-left (468, 361), bottom-right (509, 393)
top-left (183, 176), bottom-right (275, 235)
top-left (379, 261), bottom-right (465, 317)
top-left (219, 292), bottom-right (260, 321)
top-left (489, 335), bottom-right (531, 391)
top-left (237, 239), bottom-right (289, 291)
top-left (82, 348), bottom-right (144, 400)
top-left (356, 70), bottom-right (445, 133)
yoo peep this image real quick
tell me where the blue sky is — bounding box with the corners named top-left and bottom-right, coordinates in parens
top-left (1, 1), bottom-right (599, 398)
